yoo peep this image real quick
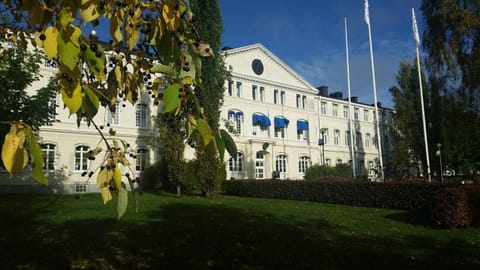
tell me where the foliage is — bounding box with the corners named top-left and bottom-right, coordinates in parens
top-left (388, 60), bottom-right (430, 178)
top-left (224, 180), bottom-right (480, 228)
top-left (189, 0), bottom-right (230, 196)
top-left (0, 0), bottom-right (236, 217)
top-left (419, 0), bottom-right (480, 179)
top-left (304, 164), bottom-right (352, 180)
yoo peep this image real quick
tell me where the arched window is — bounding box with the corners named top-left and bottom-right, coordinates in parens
top-left (74, 145), bottom-right (90, 172)
top-left (228, 152), bottom-right (244, 172)
top-left (298, 156), bottom-right (310, 173)
top-left (136, 148), bottom-right (149, 171)
top-left (136, 103), bottom-right (148, 128)
top-left (41, 143), bottom-right (56, 172)
top-left (227, 110), bottom-right (243, 134)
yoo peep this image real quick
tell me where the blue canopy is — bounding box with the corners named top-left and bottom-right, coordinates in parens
top-left (252, 113), bottom-right (271, 127)
top-left (274, 117), bottom-right (290, 128)
top-left (297, 120), bottom-right (309, 131)
top-left (228, 110), bottom-right (244, 118)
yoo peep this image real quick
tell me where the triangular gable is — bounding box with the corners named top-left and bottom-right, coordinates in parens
top-left (223, 44), bottom-right (317, 92)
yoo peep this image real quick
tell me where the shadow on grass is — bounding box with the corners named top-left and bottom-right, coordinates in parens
top-left (0, 195), bottom-right (479, 269)
top-left (384, 211), bottom-right (432, 227)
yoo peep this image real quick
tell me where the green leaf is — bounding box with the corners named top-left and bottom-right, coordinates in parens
top-left (162, 83), bottom-right (181, 113)
top-left (82, 86), bottom-right (99, 120)
top-left (113, 166), bottom-right (122, 189)
top-left (84, 42), bottom-right (106, 76)
top-left (197, 118), bottom-right (213, 147)
top-left (24, 126), bottom-right (48, 185)
top-left (57, 28), bottom-right (80, 71)
top-left (214, 132), bottom-right (225, 161)
top-left (61, 82), bottom-right (83, 115)
top-left (150, 64), bottom-right (175, 76)
top-left (220, 129), bottom-right (237, 160)
top-left (117, 186), bottom-right (128, 220)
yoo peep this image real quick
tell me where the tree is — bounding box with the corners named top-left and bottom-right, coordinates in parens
top-left (0, 0), bottom-right (236, 218)
top-left (0, 44), bottom-right (57, 171)
top-left (421, 0), bottom-right (480, 178)
top-left (190, 0), bottom-right (230, 196)
top-left (388, 60), bottom-right (429, 178)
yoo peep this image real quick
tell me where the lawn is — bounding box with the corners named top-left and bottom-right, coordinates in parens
top-left (0, 192), bottom-right (479, 269)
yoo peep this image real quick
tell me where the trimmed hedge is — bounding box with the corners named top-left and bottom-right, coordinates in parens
top-left (223, 179), bottom-right (480, 228)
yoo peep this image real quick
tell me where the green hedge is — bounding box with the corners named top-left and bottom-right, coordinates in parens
top-left (223, 179), bottom-right (480, 228)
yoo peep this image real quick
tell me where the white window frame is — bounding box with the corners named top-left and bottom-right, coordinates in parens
top-left (74, 145), bottom-right (90, 172)
top-left (136, 103), bottom-right (148, 128)
top-left (298, 156), bottom-right (310, 174)
top-left (41, 143), bottom-right (56, 172)
top-left (321, 102), bottom-right (327, 115)
top-left (333, 104), bottom-right (338, 117)
top-left (229, 152), bottom-right (244, 172)
top-left (334, 130), bottom-right (340, 145)
top-left (136, 148), bottom-right (149, 172)
top-left (107, 101), bottom-right (121, 126)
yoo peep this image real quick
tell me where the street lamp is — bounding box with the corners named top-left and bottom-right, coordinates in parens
top-left (436, 143), bottom-right (444, 182)
top-left (319, 128), bottom-right (327, 166)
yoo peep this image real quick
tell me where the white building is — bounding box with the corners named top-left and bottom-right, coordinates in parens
top-left (0, 42), bottom-right (392, 192)
top-left (219, 44), bottom-right (392, 180)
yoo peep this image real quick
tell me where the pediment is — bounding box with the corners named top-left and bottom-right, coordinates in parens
top-left (223, 44), bottom-right (316, 92)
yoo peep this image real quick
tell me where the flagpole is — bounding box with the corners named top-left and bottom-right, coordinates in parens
top-left (344, 17), bottom-right (356, 177)
top-left (412, 8), bottom-right (431, 182)
top-left (364, 0), bottom-right (384, 181)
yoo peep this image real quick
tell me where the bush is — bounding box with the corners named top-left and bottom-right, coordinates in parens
top-left (304, 164), bottom-right (352, 180)
top-left (223, 180), bottom-right (480, 228)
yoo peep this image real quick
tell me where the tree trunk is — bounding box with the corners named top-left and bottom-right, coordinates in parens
top-left (176, 185), bottom-right (181, 197)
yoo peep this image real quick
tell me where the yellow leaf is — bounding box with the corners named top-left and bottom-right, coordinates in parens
top-left (43, 27), bottom-right (58, 59)
top-left (61, 83), bottom-right (83, 115)
top-left (101, 186), bottom-right (112, 205)
top-left (113, 166), bottom-right (122, 189)
top-left (1, 124), bottom-right (28, 174)
top-left (80, 1), bottom-right (100, 23)
top-left (110, 15), bottom-right (123, 44)
top-left (96, 168), bottom-right (109, 188)
top-left (128, 27), bottom-right (141, 51)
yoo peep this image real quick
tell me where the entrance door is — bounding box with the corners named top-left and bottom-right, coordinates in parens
top-left (255, 151), bottom-right (265, 179)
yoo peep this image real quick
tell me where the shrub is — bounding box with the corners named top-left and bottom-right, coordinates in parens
top-left (431, 187), bottom-right (470, 229)
top-left (304, 164), bottom-right (352, 180)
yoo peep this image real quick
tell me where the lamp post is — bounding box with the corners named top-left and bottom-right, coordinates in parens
top-left (319, 128), bottom-right (327, 166)
top-left (436, 143), bottom-right (444, 183)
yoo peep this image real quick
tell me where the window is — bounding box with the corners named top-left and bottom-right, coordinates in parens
top-left (354, 108), bottom-right (359, 120)
top-left (136, 103), bottom-right (148, 128)
top-left (321, 102), bottom-right (327, 115)
top-left (74, 145), bottom-right (90, 172)
top-left (236, 82), bottom-right (242, 97)
top-left (364, 109), bottom-right (369, 121)
top-left (345, 131), bottom-right (351, 146)
top-left (229, 152), bottom-right (244, 172)
top-left (296, 94), bottom-right (301, 108)
top-left (343, 106), bottom-right (349, 118)
top-left (252, 85), bottom-right (257, 100)
top-left (366, 133), bottom-right (371, 148)
top-left (49, 93), bottom-right (58, 120)
top-left (357, 160), bottom-right (364, 175)
top-left (75, 184), bottom-right (87, 193)
top-left (297, 120), bottom-right (309, 140)
top-left (136, 148), bottom-right (149, 171)
top-left (336, 159), bottom-right (343, 165)
top-left (227, 80), bottom-right (233, 96)
top-left (356, 132), bottom-right (362, 148)
top-left (280, 91), bottom-right (285, 105)
top-left (107, 101), bottom-right (120, 125)
top-left (259, 86), bottom-right (265, 102)
top-left (41, 143), bottom-right (56, 172)
top-left (44, 58), bottom-right (57, 68)
top-left (274, 116), bottom-right (289, 138)
top-left (276, 154), bottom-right (287, 173)
top-left (321, 130), bottom-right (329, 145)
top-left (298, 156), bottom-right (310, 173)
top-left (228, 110), bottom-right (243, 134)
top-left (334, 130), bottom-right (340, 145)
top-left (274, 90), bottom-right (279, 104)
top-left (333, 104), bottom-right (338, 117)
top-left (325, 158), bottom-right (331, 166)
top-left (252, 113), bottom-right (270, 137)
top-left (302, 95), bottom-right (307, 109)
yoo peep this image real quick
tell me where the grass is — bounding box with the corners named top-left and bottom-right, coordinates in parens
top-left (0, 192), bottom-right (479, 269)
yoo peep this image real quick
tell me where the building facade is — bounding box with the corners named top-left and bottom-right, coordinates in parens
top-left (219, 44), bottom-right (392, 180)
top-left (0, 42), bottom-right (392, 192)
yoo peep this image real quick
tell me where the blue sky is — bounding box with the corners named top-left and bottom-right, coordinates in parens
top-left (219, 0), bottom-right (423, 108)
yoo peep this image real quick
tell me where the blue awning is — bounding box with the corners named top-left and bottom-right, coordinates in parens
top-left (252, 113), bottom-right (271, 127)
top-left (274, 117), bottom-right (290, 128)
top-left (228, 110), bottom-right (244, 118)
top-left (297, 120), bottom-right (309, 131)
